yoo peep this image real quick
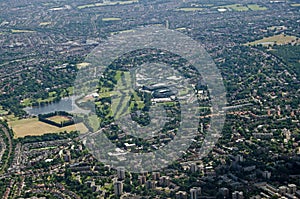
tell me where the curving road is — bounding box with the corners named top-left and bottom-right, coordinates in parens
top-left (0, 124), bottom-right (13, 174)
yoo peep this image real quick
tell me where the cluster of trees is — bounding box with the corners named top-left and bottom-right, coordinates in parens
top-left (0, 122), bottom-right (15, 176)
top-left (0, 56), bottom-right (81, 118)
top-left (270, 45), bottom-right (300, 77)
top-left (18, 131), bottom-right (79, 144)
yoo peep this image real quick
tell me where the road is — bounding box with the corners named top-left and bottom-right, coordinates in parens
top-left (0, 124), bottom-right (13, 174)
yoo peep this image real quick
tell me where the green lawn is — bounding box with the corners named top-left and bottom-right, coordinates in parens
top-left (217, 4), bottom-right (267, 12)
top-left (9, 118), bottom-right (88, 138)
top-left (39, 22), bottom-right (52, 26)
top-left (11, 29), bottom-right (36, 33)
top-left (0, 106), bottom-right (8, 116)
top-left (102, 18), bottom-right (121, 22)
top-left (247, 4), bottom-right (268, 11)
top-left (78, 0), bottom-right (138, 9)
top-left (87, 115), bottom-right (100, 131)
top-left (291, 3), bottom-right (300, 7)
top-left (47, 115), bottom-right (71, 123)
top-left (175, 7), bottom-right (203, 12)
top-left (246, 34), bottom-right (298, 46)
top-left (219, 4), bottom-right (249, 12)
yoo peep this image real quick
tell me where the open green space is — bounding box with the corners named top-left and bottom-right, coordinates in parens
top-left (0, 106), bottom-right (8, 116)
top-left (87, 115), bottom-right (100, 131)
top-left (175, 7), bottom-right (204, 12)
top-left (216, 4), bottom-right (267, 12)
top-left (102, 18), bottom-right (122, 21)
top-left (246, 34), bottom-right (299, 46)
top-left (47, 115), bottom-right (71, 123)
top-left (78, 0), bottom-right (138, 9)
top-left (39, 22), bottom-right (52, 26)
top-left (219, 4), bottom-right (249, 12)
top-left (11, 29), bottom-right (36, 33)
top-left (291, 3), bottom-right (300, 7)
top-left (8, 118), bottom-right (88, 138)
top-left (110, 29), bottom-right (135, 36)
top-left (76, 62), bottom-right (90, 69)
top-left (21, 87), bottom-right (73, 107)
top-left (247, 4), bottom-right (268, 11)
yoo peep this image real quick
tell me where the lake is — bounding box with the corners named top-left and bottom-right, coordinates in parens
top-left (24, 96), bottom-right (90, 116)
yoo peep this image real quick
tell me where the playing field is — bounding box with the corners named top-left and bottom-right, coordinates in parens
top-left (76, 62), bottom-right (90, 69)
top-left (39, 22), bottom-right (52, 26)
top-left (175, 8), bottom-right (203, 12)
top-left (0, 106), bottom-right (8, 116)
top-left (78, 0), bottom-right (138, 9)
top-left (247, 4), bottom-right (267, 11)
top-left (246, 34), bottom-right (299, 46)
top-left (47, 115), bottom-right (71, 123)
top-left (217, 4), bottom-right (267, 12)
top-left (9, 118), bottom-right (88, 138)
top-left (102, 18), bottom-right (121, 21)
top-left (11, 29), bottom-right (36, 33)
top-left (291, 4), bottom-right (300, 7)
top-left (219, 4), bottom-right (249, 12)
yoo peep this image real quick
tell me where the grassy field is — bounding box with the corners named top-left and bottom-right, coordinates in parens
top-left (247, 4), bottom-right (267, 11)
top-left (87, 115), bottom-right (100, 131)
top-left (76, 62), bottom-right (90, 69)
top-left (78, 0), bottom-right (138, 9)
top-left (39, 22), bottom-right (52, 26)
top-left (2, 114), bottom-right (18, 122)
top-left (21, 96), bottom-right (57, 107)
top-left (11, 29), bottom-right (36, 33)
top-left (9, 118), bottom-right (88, 138)
top-left (47, 115), bottom-right (71, 123)
top-left (217, 4), bottom-right (267, 12)
top-left (21, 87), bottom-right (73, 107)
top-left (175, 27), bottom-right (187, 31)
top-left (110, 29), bottom-right (135, 36)
top-left (219, 4), bottom-right (249, 11)
top-left (111, 96), bottom-right (121, 118)
top-left (0, 106), bottom-right (8, 116)
top-left (102, 18), bottom-right (121, 22)
top-left (291, 4), bottom-right (300, 7)
top-left (49, 7), bottom-right (65, 11)
top-left (175, 7), bottom-right (203, 12)
top-left (246, 34), bottom-right (299, 46)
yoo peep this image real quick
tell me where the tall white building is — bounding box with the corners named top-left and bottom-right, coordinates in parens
top-left (219, 187), bottom-right (229, 198)
top-left (190, 187), bottom-right (201, 199)
top-left (288, 184), bottom-right (297, 194)
top-left (117, 166), bottom-right (125, 180)
top-left (114, 181), bottom-right (123, 196)
top-left (232, 191), bottom-right (244, 199)
top-left (190, 163), bottom-right (199, 173)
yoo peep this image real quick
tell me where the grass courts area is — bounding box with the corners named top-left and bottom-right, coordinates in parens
top-left (78, 0), bottom-right (138, 9)
top-left (174, 3), bottom-right (267, 12)
top-left (102, 18), bottom-right (121, 22)
top-left (291, 4), bottom-right (300, 7)
top-left (246, 34), bottom-right (299, 46)
top-left (11, 29), bottom-right (36, 33)
top-left (8, 118), bottom-right (88, 138)
top-left (39, 22), bottom-right (52, 26)
top-left (175, 8), bottom-right (204, 12)
top-left (0, 106), bottom-right (9, 116)
top-left (217, 4), bottom-right (267, 12)
top-left (76, 62), bottom-right (90, 69)
top-left (47, 115), bottom-right (71, 123)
